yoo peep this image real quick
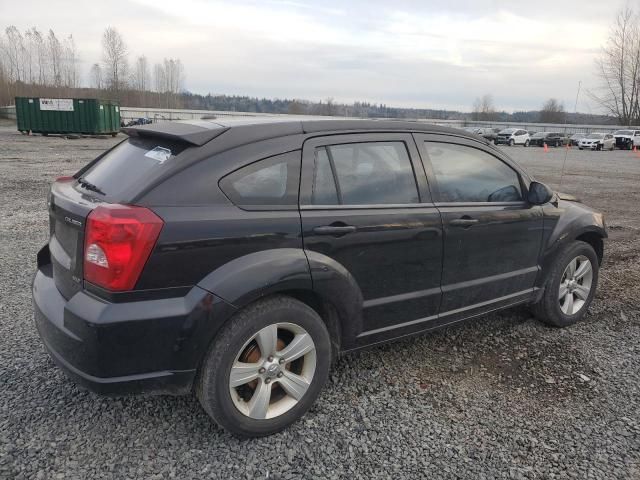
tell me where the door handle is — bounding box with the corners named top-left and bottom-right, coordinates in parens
top-left (313, 225), bottom-right (357, 235)
top-left (449, 217), bottom-right (478, 228)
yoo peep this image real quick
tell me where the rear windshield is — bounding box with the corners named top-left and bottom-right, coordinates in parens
top-left (79, 137), bottom-right (189, 198)
top-left (614, 130), bottom-right (633, 135)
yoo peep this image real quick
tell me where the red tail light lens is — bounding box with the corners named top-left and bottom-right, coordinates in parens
top-left (83, 205), bottom-right (163, 291)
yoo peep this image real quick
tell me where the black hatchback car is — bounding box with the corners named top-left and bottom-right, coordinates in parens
top-left (33, 118), bottom-right (607, 437)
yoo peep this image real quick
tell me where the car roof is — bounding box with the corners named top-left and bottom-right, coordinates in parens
top-left (122, 117), bottom-right (487, 147)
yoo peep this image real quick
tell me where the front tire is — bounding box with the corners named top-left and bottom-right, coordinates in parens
top-left (531, 241), bottom-right (599, 327)
top-left (509, 139), bottom-right (515, 146)
top-left (524, 139), bottom-right (530, 147)
top-left (197, 295), bottom-right (332, 437)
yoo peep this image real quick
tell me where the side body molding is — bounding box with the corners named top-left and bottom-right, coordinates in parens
top-left (197, 248), bottom-right (312, 308)
top-left (304, 250), bottom-right (364, 349)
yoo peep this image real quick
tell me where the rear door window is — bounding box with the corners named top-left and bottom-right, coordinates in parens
top-left (79, 137), bottom-right (189, 198)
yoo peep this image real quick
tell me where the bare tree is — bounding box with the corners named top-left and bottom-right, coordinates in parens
top-left (132, 55), bottom-right (149, 91)
top-left (102, 26), bottom-right (128, 91)
top-left (4, 26), bottom-right (24, 83)
top-left (47, 29), bottom-right (62, 87)
top-left (591, 7), bottom-right (640, 124)
top-left (472, 94), bottom-right (498, 121)
top-left (62, 34), bottom-right (78, 88)
top-left (90, 63), bottom-right (103, 89)
top-left (31, 28), bottom-right (47, 85)
top-left (539, 98), bottom-right (566, 123)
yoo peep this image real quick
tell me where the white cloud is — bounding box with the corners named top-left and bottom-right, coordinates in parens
top-left (2, 0), bottom-right (626, 112)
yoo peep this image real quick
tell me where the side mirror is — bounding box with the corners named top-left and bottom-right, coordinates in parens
top-left (528, 181), bottom-right (554, 205)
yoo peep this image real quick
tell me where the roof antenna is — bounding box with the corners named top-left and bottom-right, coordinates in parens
top-left (559, 80), bottom-right (581, 189)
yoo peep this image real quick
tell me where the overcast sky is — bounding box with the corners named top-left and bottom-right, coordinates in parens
top-left (2, 0), bottom-right (626, 112)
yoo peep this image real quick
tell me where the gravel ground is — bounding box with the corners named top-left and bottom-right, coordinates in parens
top-left (1, 124), bottom-right (639, 479)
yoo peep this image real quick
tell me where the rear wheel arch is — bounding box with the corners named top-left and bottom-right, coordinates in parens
top-left (196, 248), bottom-right (363, 356)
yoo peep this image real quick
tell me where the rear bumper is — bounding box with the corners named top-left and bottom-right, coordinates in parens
top-left (33, 261), bottom-right (236, 396)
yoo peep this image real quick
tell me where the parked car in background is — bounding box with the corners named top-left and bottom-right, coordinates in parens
top-left (476, 127), bottom-right (500, 142)
top-left (569, 133), bottom-right (586, 146)
top-left (32, 118), bottom-right (606, 437)
top-left (495, 128), bottom-right (530, 146)
top-left (578, 133), bottom-right (615, 150)
top-left (529, 132), bottom-right (566, 147)
top-left (613, 129), bottom-right (640, 150)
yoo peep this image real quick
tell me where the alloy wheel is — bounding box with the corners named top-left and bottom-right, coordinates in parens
top-left (229, 322), bottom-right (317, 419)
top-left (559, 255), bottom-right (593, 315)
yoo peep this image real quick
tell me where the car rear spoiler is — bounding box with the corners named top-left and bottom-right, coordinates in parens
top-left (121, 120), bottom-right (229, 146)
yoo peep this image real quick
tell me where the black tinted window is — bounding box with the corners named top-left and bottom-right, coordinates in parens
top-left (80, 137), bottom-right (189, 199)
top-left (219, 151), bottom-right (300, 208)
top-left (311, 142), bottom-right (418, 205)
top-left (425, 142), bottom-right (522, 203)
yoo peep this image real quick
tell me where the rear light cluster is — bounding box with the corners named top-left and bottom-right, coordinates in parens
top-left (83, 205), bottom-right (163, 291)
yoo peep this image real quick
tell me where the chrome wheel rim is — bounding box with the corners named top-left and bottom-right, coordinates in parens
top-left (229, 323), bottom-right (316, 420)
top-left (559, 255), bottom-right (593, 315)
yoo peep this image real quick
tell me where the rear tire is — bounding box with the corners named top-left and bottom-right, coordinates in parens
top-left (196, 295), bottom-right (332, 438)
top-left (531, 241), bottom-right (599, 328)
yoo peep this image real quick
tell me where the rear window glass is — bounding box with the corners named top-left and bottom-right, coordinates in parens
top-left (219, 151), bottom-right (301, 209)
top-left (79, 137), bottom-right (189, 198)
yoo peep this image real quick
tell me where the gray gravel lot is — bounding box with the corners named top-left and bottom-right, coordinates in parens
top-left (1, 123), bottom-right (639, 479)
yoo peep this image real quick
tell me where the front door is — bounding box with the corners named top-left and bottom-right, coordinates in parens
top-left (299, 133), bottom-right (443, 342)
top-left (415, 134), bottom-right (544, 320)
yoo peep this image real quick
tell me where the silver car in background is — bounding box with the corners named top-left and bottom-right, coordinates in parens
top-left (578, 133), bottom-right (615, 151)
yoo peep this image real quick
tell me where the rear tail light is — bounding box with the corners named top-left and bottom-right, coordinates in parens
top-left (83, 205), bottom-right (163, 291)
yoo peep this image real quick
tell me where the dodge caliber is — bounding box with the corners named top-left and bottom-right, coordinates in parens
top-left (33, 119), bottom-right (607, 437)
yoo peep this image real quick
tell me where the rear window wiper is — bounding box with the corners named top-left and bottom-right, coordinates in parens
top-left (77, 177), bottom-right (105, 196)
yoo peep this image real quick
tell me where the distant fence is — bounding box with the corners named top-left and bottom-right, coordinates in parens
top-left (0, 105), bottom-right (16, 119)
top-left (119, 106), bottom-right (280, 123)
top-left (0, 104), bottom-right (635, 134)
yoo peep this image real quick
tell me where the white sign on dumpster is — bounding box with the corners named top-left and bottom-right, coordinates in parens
top-left (39, 98), bottom-right (74, 112)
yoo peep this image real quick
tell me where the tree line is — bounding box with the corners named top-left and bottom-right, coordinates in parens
top-left (0, 25), bottom-right (184, 108)
top-left (472, 94), bottom-right (568, 124)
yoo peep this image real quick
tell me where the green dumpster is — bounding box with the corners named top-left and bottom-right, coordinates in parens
top-left (15, 97), bottom-right (121, 136)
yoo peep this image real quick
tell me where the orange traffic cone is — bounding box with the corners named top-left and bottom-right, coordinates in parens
top-left (543, 143), bottom-right (549, 153)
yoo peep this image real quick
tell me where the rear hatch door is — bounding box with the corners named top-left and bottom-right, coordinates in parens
top-left (48, 135), bottom-right (195, 298)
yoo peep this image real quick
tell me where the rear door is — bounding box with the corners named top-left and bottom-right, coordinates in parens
top-left (299, 133), bottom-right (443, 340)
top-left (414, 134), bottom-right (543, 320)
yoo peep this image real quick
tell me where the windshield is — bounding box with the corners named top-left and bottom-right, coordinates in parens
top-left (614, 130), bottom-right (633, 135)
top-left (79, 137), bottom-right (190, 199)
top-left (532, 132), bottom-right (546, 138)
top-left (585, 133), bottom-right (604, 139)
